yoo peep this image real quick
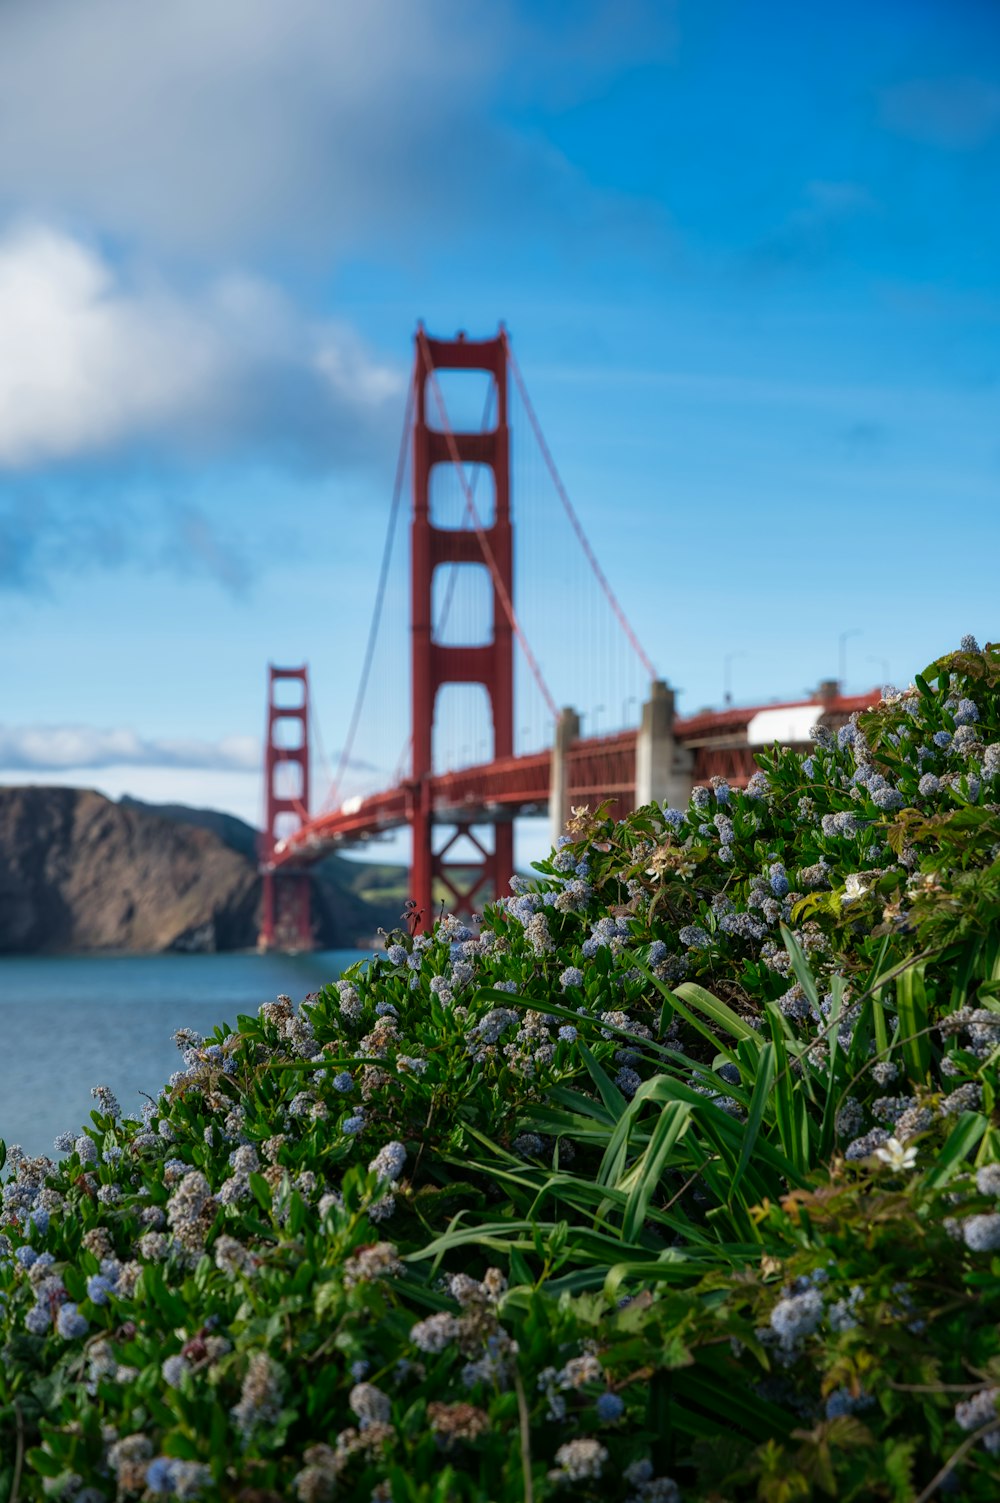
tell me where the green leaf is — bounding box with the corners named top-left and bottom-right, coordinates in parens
top-left (923, 1111), bottom-right (988, 1189)
top-left (675, 1366), bottom-right (793, 1440)
top-left (544, 1085), bottom-right (617, 1126)
top-left (896, 962), bottom-right (931, 1083)
top-left (62, 1266), bottom-right (86, 1302)
top-left (671, 981), bottom-right (760, 1045)
top-left (729, 1042), bottom-right (776, 1203)
top-left (595, 1256), bottom-right (691, 1304)
top-left (138, 1263), bottom-right (188, 1327)
top-left (622, 1101), bottom-right (692, 1242)
top-left (577, 1040), bottom-right (628, 1117)
top-left (883, 1436), bottom-right (918, 1503)
top-left (249, 1171), bottom-right (274, 1213)
top-left (781, 924), bottom-right (821, 1018)
top-left (26, 1449), bottom-right (65, 1479)
top-left (287, 1191), bottom-right (307, 1237)
top-left (766, 1005), bottom-right (811, 1176)
top-left (817, 975), bottom-right (847, 1156)
top-left (873, 992), bottom-right (890, 1057)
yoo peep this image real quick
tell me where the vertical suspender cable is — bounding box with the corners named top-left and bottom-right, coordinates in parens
top-left (505, 337), bottom-right (658, 683)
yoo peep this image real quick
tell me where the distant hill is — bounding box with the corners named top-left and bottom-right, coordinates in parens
top-left (0, 787), bottom-right (406, 955)
top-left (119, 796), bottom-right (261, 862)
top-left (118, 795), bottom-right (409, 941)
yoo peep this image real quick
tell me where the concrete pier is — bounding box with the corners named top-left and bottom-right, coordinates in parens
top-left (635, 679), bottom-right (694, 810)
top-left (550, 706), bottom-right (581, 846)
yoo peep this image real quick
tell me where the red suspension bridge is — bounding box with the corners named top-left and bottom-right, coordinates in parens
top-left (259, 326), bottom-right (871, 950)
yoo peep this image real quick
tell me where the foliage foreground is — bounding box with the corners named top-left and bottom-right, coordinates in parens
top-left (4, 640), bottom-right (1000, 1501)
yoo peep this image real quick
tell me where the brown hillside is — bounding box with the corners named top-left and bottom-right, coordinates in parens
top-left (0, 786), bottom-right (260, 954)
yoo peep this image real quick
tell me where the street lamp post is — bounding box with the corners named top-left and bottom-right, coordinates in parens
top-left (867, 654), bottom-right (890, 689)
top-left (622, 695), bottom-right (638, 727)
top-left (592, 705), bottom-right (605, 736)
top-left (723, 651), bottom-right (747, 708)
top-left (838, 629), bottom-right (862, 692)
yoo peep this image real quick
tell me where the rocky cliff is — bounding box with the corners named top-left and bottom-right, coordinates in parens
top-left (0, 787), bottom-right (401, 954)
top-left (0, 786), bottom-right (261, 953)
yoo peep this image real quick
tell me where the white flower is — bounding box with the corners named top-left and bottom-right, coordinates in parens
top-left (874, 1136), bottom-right (918, 1171)
top-left (840, 873), bottom-right (871, 905)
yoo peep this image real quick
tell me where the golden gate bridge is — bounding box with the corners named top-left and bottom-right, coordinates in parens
top-left (258, 326), bottom-right (872, 950)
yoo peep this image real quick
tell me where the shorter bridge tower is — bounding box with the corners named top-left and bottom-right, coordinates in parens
top-left (259, 665), bottom-right (314, 951)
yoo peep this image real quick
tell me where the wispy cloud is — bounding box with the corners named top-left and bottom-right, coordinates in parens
top-left (0, 486), bottom-right (252, 596)
top-left (0, 723), bottom-right (379, 776)
top-left (880, 76), bottom-right (1000, 150)
top-left (0, 725), bottom-right (261, 773)
top-left (0, 0), bottom-right (494, 258)
top-left (0, 0), bottom-right (667, 263)
top-left (748, 179), bottom-right (877, 272)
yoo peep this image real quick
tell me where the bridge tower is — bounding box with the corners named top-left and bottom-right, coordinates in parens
top-left (259, 664), bottom-right (314, 951)
top-left (410, 328), bottom-right (514, 928)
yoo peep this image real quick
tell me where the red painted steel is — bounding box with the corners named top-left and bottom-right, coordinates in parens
top-left (566, 730), bottom-right (637, 823)
top-left (257, 331), bottom-right (886, 931)
top-left (260, 666), bottom-right (313, 951)
top-left (410, 329), bottom-right (514, 927)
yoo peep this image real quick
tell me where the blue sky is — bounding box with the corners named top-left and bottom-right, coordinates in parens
top-left (1, 0), bottom-right (998, 862)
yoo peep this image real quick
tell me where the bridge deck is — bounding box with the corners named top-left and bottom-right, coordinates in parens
top-left (263, 690), bottom-right (874, 871)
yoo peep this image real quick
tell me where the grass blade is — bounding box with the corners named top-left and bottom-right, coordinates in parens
top-left (923, 1111), bottom-right (988, 1189)
top-left (578, 1040), bottom-right (628, 1117)
top-left (671, 981), bottom-right (760, 1044)
top-left (897, 961), bottom-right (931, 1083)
top-left (729, 1041), bottom-right (776, 1203)
top-left (622, 1101), bottom-right (692, 1242)
top-left (765, 1004), bottom-right (811, 1176)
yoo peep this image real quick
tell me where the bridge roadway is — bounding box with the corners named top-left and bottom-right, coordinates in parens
top-left (263, 688), bottom-right (874, 874)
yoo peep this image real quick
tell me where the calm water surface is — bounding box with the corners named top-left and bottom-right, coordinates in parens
top-left (0, 950), bottom-right (367, 1160)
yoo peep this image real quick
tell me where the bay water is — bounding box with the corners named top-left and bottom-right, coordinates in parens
top-left (0, 950), bottom-right (367, 1161)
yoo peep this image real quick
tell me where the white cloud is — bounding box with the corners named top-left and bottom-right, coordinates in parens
top-left (0, 222), bottom-right (403, 468)
top-left (0, 723), bottom-right (260, 773)
top-left (0, 723), bottom-right (381, 779)
top-left (0, 0), bottom-right (672, 261)
top-left (0, 0), bottom-right (503, 257)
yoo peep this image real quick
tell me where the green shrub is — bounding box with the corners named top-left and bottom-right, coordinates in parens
top-left (2, 638), bottom-right (999, 1499)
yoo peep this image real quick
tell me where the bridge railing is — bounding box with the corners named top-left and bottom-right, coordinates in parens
top-left (566, 730), bottom-right (637, 819)
top-left (429, 749), bottom-right (551, 812)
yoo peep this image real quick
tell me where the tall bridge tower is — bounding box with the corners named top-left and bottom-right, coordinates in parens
top-left (409, 328), bottom-right (514, 927)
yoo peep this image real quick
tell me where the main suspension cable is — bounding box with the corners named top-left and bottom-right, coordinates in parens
top-left (306, 673), bottom-right (333, 811)
top-left (326, 372), bottom-right (415, 809)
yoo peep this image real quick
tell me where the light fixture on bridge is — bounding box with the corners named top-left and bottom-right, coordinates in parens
top-left (838, 628), bottom-right (862, 692)
top-left (723, 650), bottom-right (746, 708)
